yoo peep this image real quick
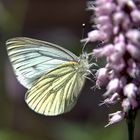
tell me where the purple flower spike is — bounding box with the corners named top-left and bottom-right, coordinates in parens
top-left (87, 0), bottom-right (140, 126)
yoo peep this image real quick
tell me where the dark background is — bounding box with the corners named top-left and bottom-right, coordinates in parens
top-left (0, 0), bottom-right (139, 140)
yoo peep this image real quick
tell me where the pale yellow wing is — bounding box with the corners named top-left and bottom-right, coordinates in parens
top-left (25, 62), bottom-right (85, 116)
top-left (6, 37), bottom-right (78, 89)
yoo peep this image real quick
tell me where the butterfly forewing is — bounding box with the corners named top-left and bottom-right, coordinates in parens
top-left (6, 37), bottom-right (78, 89)
top-left (25, 62), bottom-right (85, 116)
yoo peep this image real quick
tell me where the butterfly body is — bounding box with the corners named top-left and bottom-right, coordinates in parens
top-left (6, 37), bottom-right (91, 116)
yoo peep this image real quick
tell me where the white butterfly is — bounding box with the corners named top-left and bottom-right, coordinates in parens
top-left (6, 37), bottom-right (93, 116)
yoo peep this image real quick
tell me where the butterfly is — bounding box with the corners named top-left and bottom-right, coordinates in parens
top-left (6, 37), bottom-right (93, 116)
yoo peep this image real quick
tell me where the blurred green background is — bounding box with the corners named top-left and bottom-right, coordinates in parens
top-left (0, 0), bottom-right (140, 140)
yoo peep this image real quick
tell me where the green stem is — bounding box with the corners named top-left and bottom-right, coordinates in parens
top-left (126, 109), bottom-right (137, 140)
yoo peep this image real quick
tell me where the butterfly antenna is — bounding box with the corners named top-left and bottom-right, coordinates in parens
top-left (81, 23), bottom-right (85, 40)
top-left (81, 23), bottom-right (89, 54)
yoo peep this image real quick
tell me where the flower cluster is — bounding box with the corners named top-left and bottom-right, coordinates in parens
top-left (86, 0), bottom-right (140, 126)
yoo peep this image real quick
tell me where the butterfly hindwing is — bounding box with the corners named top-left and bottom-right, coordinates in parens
top-left (6, 37), bottom-right (78, 89)
top-left (25, 62), bottom-right (85, 116)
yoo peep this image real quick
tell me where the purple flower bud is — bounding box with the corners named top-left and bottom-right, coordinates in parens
top-left (126, 30), bottom-right (140, 45)
top-left (104, 78), bottom-right (120, 97)
top-left (131, 9), bottom-right (140, 23)
top-left (116, 0), bottom-right (128, 8)
top-left (119, 76), bottom-right (127, 89)
top-left (96, 0), bottom-right (113, 5)
top-left (108, 52), bottom-right (125, 71)
top-left (114, 41), bottom-right (126, 55)
top-left (126, 0), bottom-right (136, 9)
top-left (127, 59), bottom-right (140, 77)
top-left (96, 68), bottom-right (109, 87)
top-left (93, 48), bottom-right (104, 57)
top-left (122, 15), bottom-right (131, 30)
top-left (96, 16), bottom-right (111, 25)
top-left (100, 92), bottom-right (119, 106)
top-left (100, 24), bottom-right (113, 36)
top-left (96, 2), bottom-right (116, 16)
top-left (107, 69), bottom-right (115, 79)
top-left (122, 98), bottom-right (131, 112)
top-left (114, 33), bottom-right (125, 43)
top-left (93, 44), bottom-right (114, 57)
top-left (126, 43), bottom-right (140, 61)
top-left (111, 59), bottom-right (125, 72)
top-left (105, 111), bottom-right (124, 127)
top-left (113, 11), bottom-right (125, 25)
top-left (109, 52), bottom-right (123, 63)
top-left (129, 98), bottom-right (138, 109)
top-left (87, 30), bottom-right (107, 42)
top-left (122, 97), bottom-right (138, 110)
top-left (103, 44), bottom-right (114, 56)
top-left (123, 83), bottom-right (138, 98)
top-left (113, 26), bottom-right (119, 35)
top-left (117, 0), bottom-right (136, 9)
